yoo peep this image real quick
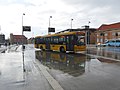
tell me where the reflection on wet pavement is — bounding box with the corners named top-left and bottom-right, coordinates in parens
top-left (98, 58), bottom-right (119, 63)
top-left (35, 50), bottom-right (120, 90)
top-left (87, 47), bottom-right (120, 60)
top-left (35, 51), bottom-right (92, 77)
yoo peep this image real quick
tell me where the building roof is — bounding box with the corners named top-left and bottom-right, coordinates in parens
top-left (98, 22), bottom-right (120, 31)
top-left (13, 35), bottom-right (27, 39)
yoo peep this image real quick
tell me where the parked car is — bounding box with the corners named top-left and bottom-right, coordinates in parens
top-left (96, 43), bottom-right (106, 47)
top-left (106, 39), bottom-right (120, 47)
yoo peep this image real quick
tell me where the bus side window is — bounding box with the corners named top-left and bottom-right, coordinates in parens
top-left (53, 36), bottom-right (59, 44)
top-left (51, 37), bottom-right (53, 44)
top-left (75, 35), bottom-right (78, 41)
top-left (59, 37), bottom-right (64, 44)
top-left (66, 36), bottom-right (69, 43)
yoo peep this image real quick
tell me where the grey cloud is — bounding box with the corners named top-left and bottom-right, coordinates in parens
top-left (61, 0), bottom-right (120, 27)
top-left (0, 0), bottom-right (35, 6)
top-left (62, 0), bottom-right (120, 8)
top-left (61, 0), bottom-right (120, 15)
top-left (38, 10), bottom-right (57, 15)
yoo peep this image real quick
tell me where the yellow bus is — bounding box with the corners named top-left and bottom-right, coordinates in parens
top-left (34, 29), bottom-right (86, 53)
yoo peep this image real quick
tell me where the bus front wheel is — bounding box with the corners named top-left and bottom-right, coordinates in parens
top-left (60, 47), bottom-right (65, 53)
top-left (40, 46), bottom-right (44, 50)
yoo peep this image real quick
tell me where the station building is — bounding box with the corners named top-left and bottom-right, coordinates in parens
top-left (10, 33), bottom-right (27, 44)
top-left (96, 22), bottom-right (120, 44)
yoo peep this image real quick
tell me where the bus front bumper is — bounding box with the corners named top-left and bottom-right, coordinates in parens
top-left (74, 45), bottom-right (86, 52)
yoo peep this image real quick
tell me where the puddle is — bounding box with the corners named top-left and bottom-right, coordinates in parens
top-left (87, 48), bottom-right (120, 60)
top-left (97, 58), bottom-right (119, 63)
top-left (35, 51), bottom-right (91, 77)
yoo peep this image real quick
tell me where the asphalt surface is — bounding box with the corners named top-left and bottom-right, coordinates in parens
top-left (86, 46), bottom-right (120, 61)
top-left (1, 45), bottom-right (120, 90)
top-left (0, 45), bottom-right (53, 90)
top-left (36, 47), bottom-right (120, 90)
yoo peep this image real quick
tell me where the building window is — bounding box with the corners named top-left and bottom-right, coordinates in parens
top-left (97, 34), bottom-right (99, 37)
top-left (105, 33), bottom-right (108, 36)
top-left (118, 32), bottom-right (120, 35)
top-left (115, 32), bottom-right (118, 36)
top-left (97, 38), bottom-right (99, 42)
top-left (100, 38), bottom-right (103, 42)
top-left (100, 33), bottom-right (104, 36)
top-left (112, 32), bottom-right (115, 36)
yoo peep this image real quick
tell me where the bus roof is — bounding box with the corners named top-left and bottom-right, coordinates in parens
top-left (35, 36), bottom-right (42, 38)
top-left (41, 31), bottom-right (85, 38)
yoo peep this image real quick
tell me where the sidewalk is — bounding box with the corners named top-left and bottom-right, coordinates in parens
top-left (0, 45), bottom-right (53, 90)
top-left (0, 45), bottom-right (7, 53)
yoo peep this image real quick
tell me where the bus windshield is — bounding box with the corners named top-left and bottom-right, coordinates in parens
top-left (75, 35), bottom-right (85, 45)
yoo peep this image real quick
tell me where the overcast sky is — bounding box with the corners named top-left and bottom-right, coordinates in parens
top-left (0, 0), bottom-right (120, 39)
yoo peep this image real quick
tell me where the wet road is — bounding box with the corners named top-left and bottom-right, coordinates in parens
top-left (36, 50), bottom-right (120, 90)
top-left (0, 45), bottom-right (53, 90)
top-left (1, 45), bottom-right (120, 90)
top-left (86, 47), bottom-right (120, 60)
top-left (0, 46), bottom-right (7, 53)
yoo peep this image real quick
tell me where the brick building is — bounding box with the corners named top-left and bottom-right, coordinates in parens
top-left (10, 33), bottom-right (27, 44)
top-left (0, 34), bottom-right (5, 45)
top-left (96, 22), bottom-right (120, 44)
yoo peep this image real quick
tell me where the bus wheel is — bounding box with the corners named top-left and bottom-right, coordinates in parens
top-left (40, 46), bottom-right (43, 50)
top-left (60, 47), bottom-right (65, 53)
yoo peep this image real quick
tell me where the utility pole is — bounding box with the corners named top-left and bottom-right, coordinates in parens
top-left (71, 19), bottom-right (73, 29)
top-left (88, 21), bottom-right (90, 45)
top-left (48, 16), bottom-right (52, 34)
top-left (22, 13), bottom-right (25, 72)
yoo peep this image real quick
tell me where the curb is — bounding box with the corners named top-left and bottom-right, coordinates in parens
top-left (34, 59), bottom-right (64, 90)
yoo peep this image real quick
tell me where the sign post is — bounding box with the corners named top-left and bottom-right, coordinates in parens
top-left (22, 25), bottom-right (31, 73)
top-left (48, 27), bottom-right (55, 34)
top-left (23, 26), bottom-right (31, 32)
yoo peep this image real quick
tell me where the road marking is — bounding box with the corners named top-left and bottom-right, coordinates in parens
top-left (35, 59), bottom-right (64, 90)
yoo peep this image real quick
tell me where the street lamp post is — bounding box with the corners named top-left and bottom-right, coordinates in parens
top-left (22, 13), bottom-right (25, 72)
top-left (88, 21), bottom-right (90, 45)
top-left (49, 16), bottom-right (52, 27)
top-left (48, 16), bottom-right (52, 34)
top-left (22, 13), bottom-right (25, 36)
top-left (71, 19), bottom-right (73, 29)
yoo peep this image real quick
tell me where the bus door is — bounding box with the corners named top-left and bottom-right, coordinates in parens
top-left (66, 35), bottom-right (74, 51)
top-left (46, 37), bottom-right (50, 50)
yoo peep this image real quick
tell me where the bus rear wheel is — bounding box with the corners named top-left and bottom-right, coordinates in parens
top-left (60, 47), bottom-right (65, 53)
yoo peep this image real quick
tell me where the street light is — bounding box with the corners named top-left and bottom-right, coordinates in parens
top-left (22, 13), bottom-right (25, 50)
top-left (48, 16), bottom-right (52, 34)
top-left (22, 13), bottom-right (25, 35)
top-left (49, 16), bottom-right (52, 27)
top-left (22, 13), bottom-right (25, 72)
top-left (88, 21), bottom-right (90, 45)
top-left (71, 19), bottom-right (73, 29)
